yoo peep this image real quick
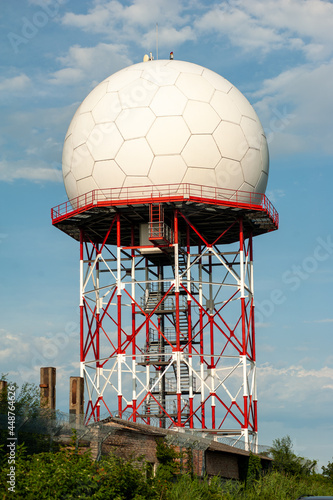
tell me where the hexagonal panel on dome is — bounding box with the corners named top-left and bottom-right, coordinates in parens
top-left (149, 155), bottom-right (188, 184)
top-left (167, 60), bottom-right (203, 75)
top-left (241, 148), bottom-right (262, 187)
top-left (123, 176), bottom-right (153, 187)
top-left (229, 86), bottom-right (259, 121)
top-left (107, 69), bottom-right (143, 92)
top-left (77, 175), bottom-right (99, 196)
top-left (211, 91), bottom-right (242, 124)
top-left (182, 135), bottom-right (221, 168)
top-left (176, 73), bottom-right (214, 102)
top-left (231, 181), bottom-right (256, 203)
top-left (255, 170), bottom-right (268, 193)
top-left (240, 116), bottom-right (264, 149)
top-left (115, 138), bottom-right (153, 176)
top-left (239, 181), bottom-right (256, 194)
top-left (79, 81), bottom-right (108, 114)
top-left (64, 171), bottom-right (78, 201)
top-left (87, 123), bottom-right (123, 161)
top-left (142, 61), bottom-right (180, 86)
top-left (119, 78), bottom-right (158, 109)
top-left (182, 167), bottom-right (217, 186)
top-left (71, 112), bottom-right (95, 149)
top-left (71, 144), bottom-right (94, 181)
top-left (150, 86), bottom-right (187, 116)
top-left (62, 135), bottom-right (73, 177)
top-left (202, 68), bottom-right (233, 93)
top-left (215, 158), bottom-right (244, 192)
top-left (128, 61), bottom-right (165, 73)
top-left (92, 92), bottom-right (122, 124)
top-left (213, 121), bottom-right (248, 161)
top-left (183, 101), bottom-right (220, 134)
top-left (260, 135), bottom-right (269, 174)
top-left (116, 107), bottom-right (155, 140)
top-left (65, 107), bottom-right (80, 140)
top-left (93, 160), bottom-right (126, 189)
top-left (147, 116), bottom-right (190, 155)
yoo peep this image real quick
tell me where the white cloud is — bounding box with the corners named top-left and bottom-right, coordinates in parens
top-left (258, 362), bottom-right (333, 407)
top-left (61, 0), bottom-right (195, 50)
top-left (253, 60), bottom-right (333, 156)
top-left (62, 0), bottom-right (189, 32)
top-left (142, 25), bottom-right (196, 49)
top-left (304, 318), bottom-right (333, 324)
top-left (195, 4), bottom-right (284, 54)
top-left (238, 0), bottom-right (333, 61)
top-left (48, 42), bottom-right (132, 86)
top-left (48, 67), bottom-right (85, 86)
top-left (122, 0), bottom-right (188, 28)
top-left (195, 0), bottom-right (333, 61)
top-left (0, 103), bottom-right (77, 183)
top-left (0, 328), bottom-right (79, 390)
top-left (0, 74), bottom-right (31, 93)
top-left (61, 1), bottom-right (124, 33)
top-left (256, 322), bottom-right (273, 329)
top-left (0, 159), bottom-right (62, 183)
top-left (58, 0), bottom-right (333, 61)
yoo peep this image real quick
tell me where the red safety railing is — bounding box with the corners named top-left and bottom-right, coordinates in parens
top-left (51, 183), bottom-right (279, 228)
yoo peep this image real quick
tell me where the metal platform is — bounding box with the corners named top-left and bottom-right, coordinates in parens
top-left (51, 183), bottom-right (278, 246)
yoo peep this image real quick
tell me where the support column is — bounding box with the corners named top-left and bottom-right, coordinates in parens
top-left (174, 209), bottom-right (182, 426)
top-left (187, 225), bottom-right (194, 429)
top-left (239, 218), bottom-right (249, 450)
top-left (79, 230), bottom-right (84, 378)
top-left (250, 233), bottom-right (258, 446)
top-left (96, 244), bottom-right (100, 422)
top-left (131, 227), bottom-right (137, 422)
top-left (208, 252), bottom-right (216, 429)
top-left (198, 243), bottom-right (205, 429)
top-left (116, 213), bottom-right (123, 418)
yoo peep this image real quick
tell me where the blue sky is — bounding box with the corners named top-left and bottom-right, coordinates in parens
top-left (1, 0), bottom-right (332, 467)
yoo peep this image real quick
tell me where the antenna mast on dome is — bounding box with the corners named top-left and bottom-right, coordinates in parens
top-left (156, 23), bottom-right (158, 60)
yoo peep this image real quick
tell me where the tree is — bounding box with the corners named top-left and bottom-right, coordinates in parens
top-left (0, 376), bottom-right (56, 455)
top-left (322, 459), bottom-right (333, 481)
top-left (154, 438), bottom-right (181, 498)
top-left (270, 435), bottom-right (316, 476)
top-left (246, 452), bottom-right (262, 486)
top-left (0, 374), bottom-right (40, 417)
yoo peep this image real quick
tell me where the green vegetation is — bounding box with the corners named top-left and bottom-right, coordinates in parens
top-left (1, 381), bottom-right (332, 499)
top-left (0, 435), bottom-right (333, 499)
top-left (0, 376), bottom-right (59, 455)
top-left (322, 458), bottom-right (333, 482)
top-left (270, 435), bottom-right (317, 476)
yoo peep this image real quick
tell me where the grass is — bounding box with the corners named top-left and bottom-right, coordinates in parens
top-left (165, 472), bottom-right (333, 500)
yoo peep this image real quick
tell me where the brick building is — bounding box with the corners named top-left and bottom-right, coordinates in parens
top-left (92, 417), bottom-right (272, 481)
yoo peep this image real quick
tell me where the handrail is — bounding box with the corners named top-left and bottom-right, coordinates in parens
top-left (51, 183), bottom-right (279, 228)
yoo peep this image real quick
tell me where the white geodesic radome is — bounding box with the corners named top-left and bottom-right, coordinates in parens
top-left (62, 59), bottom-right (269, 201)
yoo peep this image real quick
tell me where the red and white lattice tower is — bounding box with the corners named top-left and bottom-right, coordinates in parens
top-left (52, 59), bottom-right (278, 450)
